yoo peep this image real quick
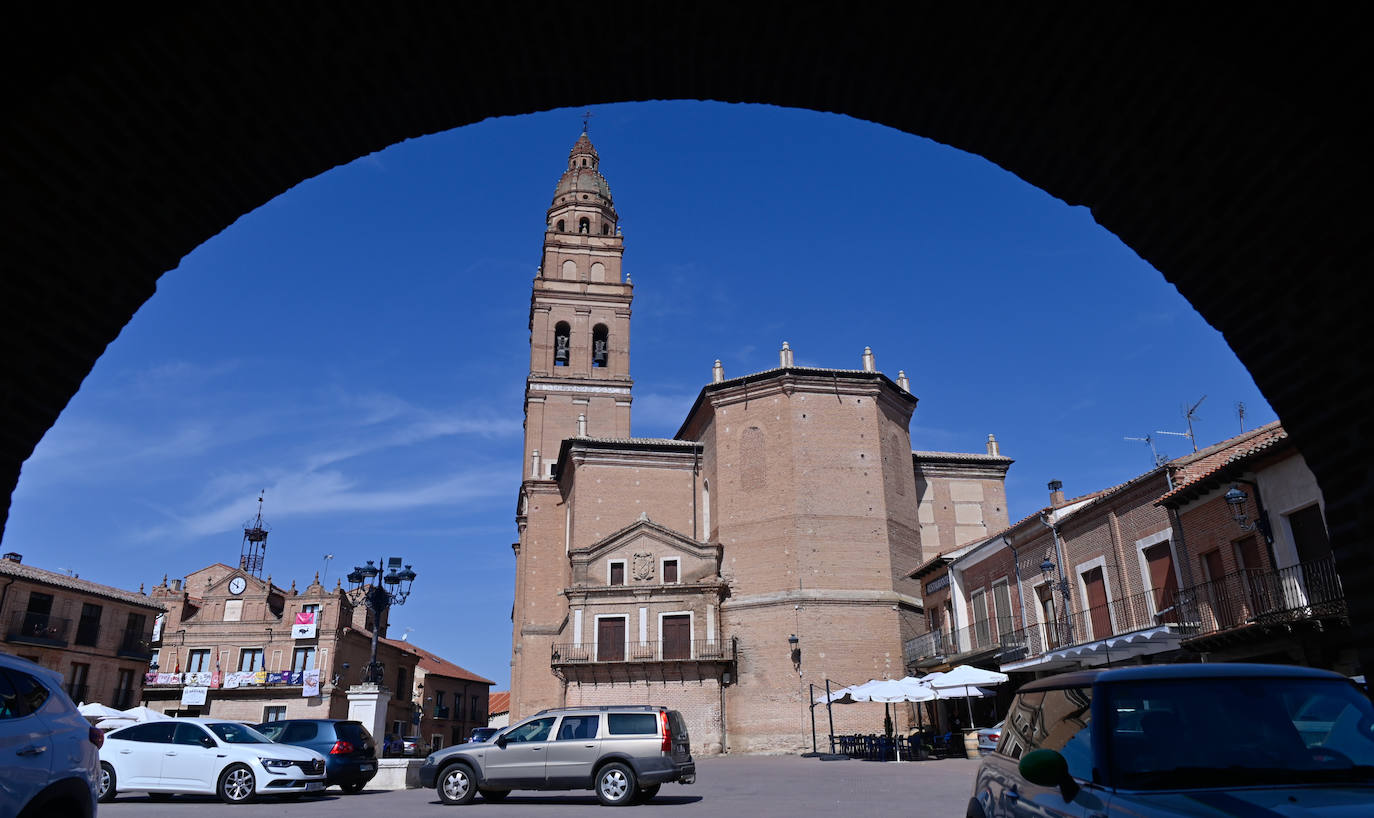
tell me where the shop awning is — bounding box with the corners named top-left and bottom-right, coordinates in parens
top-left (999, 625), bottom-right (1187, 673)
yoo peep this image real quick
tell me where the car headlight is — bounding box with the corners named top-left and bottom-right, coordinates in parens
top-left (259, 757), bottom-right (295, 770)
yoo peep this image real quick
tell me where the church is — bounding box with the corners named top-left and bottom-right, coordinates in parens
top-left (508, 133), bottom-right (1012, 754)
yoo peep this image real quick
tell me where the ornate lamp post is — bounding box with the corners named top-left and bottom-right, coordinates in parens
top-left (345, 557), bottom-right (417, 685)
top-left (1039, 554), bottom-right (1074, 646)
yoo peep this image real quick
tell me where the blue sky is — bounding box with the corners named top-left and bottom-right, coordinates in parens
top-left (4, 101), bottom-right (1275, 689)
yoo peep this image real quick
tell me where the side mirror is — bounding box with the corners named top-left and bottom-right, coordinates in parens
top-left (495, 735), bottom-right (508, 749)
top-left (199, 735), bottom-right (216, 749)
top-left (1019, 748), bottom-right (1079, 799)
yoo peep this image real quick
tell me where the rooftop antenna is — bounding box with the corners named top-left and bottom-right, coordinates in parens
top-left (401, 626), bottom-right (414, 643)
top-left (321, 554), bottom-right (335, 585)
top-left (1125, 434), bottom-right (1167, 467)
top-left (1235, 401), bottom-right (1246, 433)
top-left (1156, 394), bottom-right (1206, 453)
top-left (58, 567), bottom-right (78, 578)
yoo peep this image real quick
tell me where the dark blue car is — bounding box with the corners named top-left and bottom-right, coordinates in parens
top-left (253, 719), bottom-right (378, 793)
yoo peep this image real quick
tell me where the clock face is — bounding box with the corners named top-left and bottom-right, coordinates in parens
top-left (229, 576), bottom-right (247, 595)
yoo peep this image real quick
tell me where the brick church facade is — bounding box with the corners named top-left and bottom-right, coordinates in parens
top-left (509, 133), bottom-right (1011, 753)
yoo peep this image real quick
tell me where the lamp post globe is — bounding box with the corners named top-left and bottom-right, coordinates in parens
top-left (345, 557), bottom-right (418, 686)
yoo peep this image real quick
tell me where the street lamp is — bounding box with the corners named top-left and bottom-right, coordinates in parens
top-left (1223, 483), bottom-right (1274, 543)
top-left (787, 634), bottom-right (801, 675)
top-left (345, 557), bottom-right (418, 685)
top-left (1039, 555), bottom-right (1074, 645)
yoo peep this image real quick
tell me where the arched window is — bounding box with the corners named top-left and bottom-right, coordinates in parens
top-left (556, 219), bottom-right (565, 232)
top-left (592, 324), bottom-right (609, 367)
top-left (601, 223), bottom-right (610, 235)
top-left (554, 322), bottom-right (571, 366)
top-left (579, 217), bottom-right (590, 234)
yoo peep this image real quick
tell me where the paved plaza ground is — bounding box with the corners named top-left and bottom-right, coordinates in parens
top-left (100, 754), bottom-right (982, 817)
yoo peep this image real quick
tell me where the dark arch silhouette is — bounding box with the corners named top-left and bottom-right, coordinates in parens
top-left (1, 6), bottom-right (1369, 668)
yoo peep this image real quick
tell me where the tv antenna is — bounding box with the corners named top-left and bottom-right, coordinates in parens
top-left (1124, 434), bottom-right (1167, 467)
top-left (1157, 395), bottom-right (1206, 453)
top-left (321, 554), bottom-right (335, 585)
top-left (401, 626), bottom-right (414, 643)
top-left (1235, 401), bottom-right (1246, 433)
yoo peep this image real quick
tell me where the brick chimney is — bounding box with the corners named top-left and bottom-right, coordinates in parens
top-left (1048, 479), bottom-right (1066, 508)
top-left (986, 434), bottom-right (1000, 457)
top-left (2, 552), bottom-right (21, 563)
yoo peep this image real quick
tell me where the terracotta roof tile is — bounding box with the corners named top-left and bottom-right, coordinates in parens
top-left (0, 559), bottom-right (165, 609)
top-left (379, 638), bottom-right (495, 685)
top-left (488, 691), bottom-right (510, 715)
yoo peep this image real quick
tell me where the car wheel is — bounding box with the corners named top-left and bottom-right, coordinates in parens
top-left (436, 763), bottom-right (477, 805)
top-left (340, 780), bottom-right (367, 794)
top-left (217, 763), bottom-right (257, 804)
top-left (97, 762), bottom-right (117, 803)
top-left (636, 783), bottom-right (661, 802)
top-left (479, 788), bottom-right (511, 802)
top-left (595, 762), bottom-right (637, 807)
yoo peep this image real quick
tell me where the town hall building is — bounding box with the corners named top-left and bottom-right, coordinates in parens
top-left (508, 133), bottom-right (1012, 754)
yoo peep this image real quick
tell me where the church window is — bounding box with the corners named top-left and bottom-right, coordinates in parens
top-left (579, 217), bottom-right (590, 234)
top-left (554, 322), bottom-right (571, 366)
top-left (581, 158), bottom-right (587, 166)
top-left (592, 324), bottom-right (609, 367)
top-left (663, 559), bottom-right (679, 584)
top-left (601, 223), bottom-right (610, 235)
top-left (608, 560), bottom-right (626, 586)
top-left (557, 219), bottom-right (565, 232)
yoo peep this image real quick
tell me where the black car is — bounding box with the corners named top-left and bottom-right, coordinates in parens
top-left (253, 719), bottom-right (378, 793)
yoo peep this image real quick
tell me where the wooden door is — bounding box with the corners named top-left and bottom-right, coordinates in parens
top-left (662, 615), bottom-right (690, 660)
top-left (597, 618), bottom-right (625, 661)
top-left (1143, 542), bottom-right (1179, 619)
top-left (1082, 567), bottom-right (1112, 639)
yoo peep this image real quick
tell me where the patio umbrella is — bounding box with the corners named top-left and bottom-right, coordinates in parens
top-left (922, 665), bottom-right (1008, 728)
top-left (78, 702), bottom-right (127, 720)
top-left (846, 678), bottom-right (939, 762)
top-left (120, 705), bottom-right (169, 721)
top-left (95, 717), bottom-right (137, 731)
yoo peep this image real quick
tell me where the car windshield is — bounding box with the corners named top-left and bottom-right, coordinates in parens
top-left (207, 722), bottom-right (274, 744)
top-left (1108, 677), bottom-right (1374, 789)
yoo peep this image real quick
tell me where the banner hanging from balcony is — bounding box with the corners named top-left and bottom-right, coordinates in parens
top-left (292, 610), bottom-right (317, 639)
top-left (302, 669), bottom-right (320, 697)
top-left (180, 686), bottom-right (208, 706)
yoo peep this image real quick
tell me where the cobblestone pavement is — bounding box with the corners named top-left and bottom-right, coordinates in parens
top-left (101, 755), bottom-right (982, 817)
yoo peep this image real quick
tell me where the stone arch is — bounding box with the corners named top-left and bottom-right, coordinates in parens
top-left (589, 262), bottom-right (606, 283)
top-left (561, 259), bottom-right (578, 280)
top-left (1, 7), bottom-right (1370, 664)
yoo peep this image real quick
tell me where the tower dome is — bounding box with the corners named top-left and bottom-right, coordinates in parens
top-left (551, 132), bottom-right (615, 212)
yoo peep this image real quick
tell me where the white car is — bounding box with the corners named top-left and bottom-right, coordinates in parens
top-left (99, 717), bottom-right (326, 804)
top-left (0, 652), bottom-right (101, 818)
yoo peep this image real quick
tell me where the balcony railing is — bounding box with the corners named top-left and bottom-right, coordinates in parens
top-left (1175, 556), bottom-right (1345, 640)
top-left (117, 628), bottom-right (155, 659)
top-left (905, 617), bottom-right (1022, 664)
top-left (111, 687), bottom-right (136, 709)
top-left (6, 611), bottom-right (71, 646)
top-left (552, 638), bottom-right (733, 664)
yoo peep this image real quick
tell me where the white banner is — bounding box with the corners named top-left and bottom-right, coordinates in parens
top-left (302, 669), bottom-right (320, 697)
top-left (292, 611), bottom-right (317, 639)
top-left (180, 686), bottom-right (208, 706)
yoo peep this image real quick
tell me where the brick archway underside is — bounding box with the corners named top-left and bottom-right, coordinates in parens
top-left (2, 6), bottom-right (1369, 668)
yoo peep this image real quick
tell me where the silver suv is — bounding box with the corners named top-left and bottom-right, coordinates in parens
top-left (419, 705), bottom-right (694, 806)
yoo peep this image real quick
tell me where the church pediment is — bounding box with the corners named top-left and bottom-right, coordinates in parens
top-left (569, 515), bottom-right (720, 587)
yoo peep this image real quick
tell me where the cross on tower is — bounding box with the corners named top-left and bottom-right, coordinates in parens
top-left (582, 109), bottom-right (593, 133)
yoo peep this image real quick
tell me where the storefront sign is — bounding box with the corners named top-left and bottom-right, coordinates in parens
top-left (180, 686), bottom-right (208, 706)
top-left (925, 574), bottom-right (950, 595)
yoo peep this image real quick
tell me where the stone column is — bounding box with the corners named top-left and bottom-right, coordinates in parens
top-left (347, 683), bottom-right (392, 744)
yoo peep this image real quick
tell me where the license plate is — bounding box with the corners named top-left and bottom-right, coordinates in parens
top-left (306, 782), bottom-right (325, 791)
top-left (360, 764), bottom-right (374, 771)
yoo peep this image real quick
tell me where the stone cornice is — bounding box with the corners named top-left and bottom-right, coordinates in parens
top-left (722, 588), bottom-right (923, 612)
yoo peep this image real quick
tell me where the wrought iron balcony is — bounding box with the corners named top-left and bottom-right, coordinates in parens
top-left (1174, 556), bottom-right (1345, 644)
top-left (998, 587), bottom-right (1196, 662)
top-left (551, 637), bottom-right (737, 684)
top-left (433, 705), bottom-right (451, 719)
top-left (6, 611), bottom-right (71, 646)
top-left (117, 628), bottom-right (155, 659)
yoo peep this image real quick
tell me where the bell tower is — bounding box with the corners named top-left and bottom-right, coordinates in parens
top-left (511, 131), bottom-right (633, 717)
top-left (523, 131), bottom-right (633, 478)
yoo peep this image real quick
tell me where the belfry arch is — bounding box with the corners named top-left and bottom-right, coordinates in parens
top-left (1, 7), bottom-right (1370, 668)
